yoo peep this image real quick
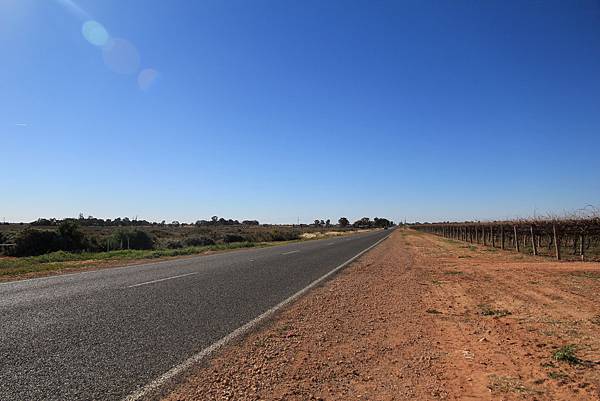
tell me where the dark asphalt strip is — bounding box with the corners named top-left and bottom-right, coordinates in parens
top-left (0, 230), bottom-right (391, 401)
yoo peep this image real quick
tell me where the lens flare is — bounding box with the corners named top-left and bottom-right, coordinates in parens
top-left (82, 20), bottom-right (109, 46)
top-left (102, 38), bottom-right (140, 75)
top-left (137, 69), bottom-right (159, 91)
top-left (56, 0), bottom-right (90, 20)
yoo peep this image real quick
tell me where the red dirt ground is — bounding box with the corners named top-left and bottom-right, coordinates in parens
top-left (162, 229), bottom-right (600, 401)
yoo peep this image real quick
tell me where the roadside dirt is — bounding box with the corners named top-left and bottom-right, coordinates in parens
top-left (163, 229), bottom-right (600, 400)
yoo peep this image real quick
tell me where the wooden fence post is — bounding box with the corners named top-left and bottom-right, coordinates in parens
top-left (514, 225), bottom-right (520, 252)
top-left (530, 225), bottom-right (537, 256)
top-left (553, 224), bottom-right (561, 260)
top-left (580, 233), bottom-right (585, 261)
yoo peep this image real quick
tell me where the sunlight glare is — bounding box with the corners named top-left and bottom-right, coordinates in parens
top-left (82, 21), bottom-right (109, 47)
top-left (137, 69), bottom-right (159, 91)
top-left (102, 38), bottom-right (140, 75)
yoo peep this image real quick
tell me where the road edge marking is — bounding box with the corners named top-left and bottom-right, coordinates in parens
top-left (122, 231), bottom-right (392, 401)
top-left (126, 272), bottom-right (198, 289)
top-left (281, 250), bottom-right (300, 255)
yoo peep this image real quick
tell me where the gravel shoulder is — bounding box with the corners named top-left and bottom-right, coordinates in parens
top-left (163, 229), bottom-right (600, 400)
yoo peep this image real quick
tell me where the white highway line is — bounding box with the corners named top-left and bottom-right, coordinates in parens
top-left (126, 272), bottom-right (198, 289)
top-left (122, 232), bottom-right (391, 401)
top-left (281, 250), bottom-right (300, 255)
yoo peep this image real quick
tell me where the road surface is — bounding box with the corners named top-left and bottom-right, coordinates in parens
top-left (0, 229), bottom-right (390, 401)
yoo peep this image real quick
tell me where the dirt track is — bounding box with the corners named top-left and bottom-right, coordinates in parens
top-left (163, 229), bottom-right (600, 400)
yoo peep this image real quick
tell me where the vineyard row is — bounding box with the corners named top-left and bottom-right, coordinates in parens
top-left (412, 219), bottom-right (600, 261)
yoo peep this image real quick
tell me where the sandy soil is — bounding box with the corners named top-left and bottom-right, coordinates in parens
top-left (163, 229), bottom-right (600, 401)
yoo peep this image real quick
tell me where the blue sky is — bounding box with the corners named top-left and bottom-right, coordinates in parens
top-left (2, 0), bottom-right (600, 224)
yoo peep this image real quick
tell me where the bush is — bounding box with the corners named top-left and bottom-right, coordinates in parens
top-left (223, 233), bottom-right (245, 243)
top-left (268, 230), bottom-right (300, 242)
top-left (57, 220), bottom-right (87, 252)
top-left (112, 229), bottom-right (155, 250)
top-left (243, 229), bottom-right (300, 242)
top-left (165, 240), bottom-right (184, 249)
top-left (13, 229), bottom-right (62, 256)
top-left (184, 236), bottom-right (215, 247)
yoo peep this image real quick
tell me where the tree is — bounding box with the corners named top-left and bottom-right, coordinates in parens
top-left (338, 217), bottom-right (349, 228)
top-left (314, 219), bottom-right (321, 227)
top-left (325, 219), bottom-right (331, 228)
top-left (373, 217), bottom-right (392, 228)
top-left (58, 220), bottom-right (86, 251)
top-left (211, 216), bottom-right (218, 224)
top-left (353, 217), bottom-right (372, 229)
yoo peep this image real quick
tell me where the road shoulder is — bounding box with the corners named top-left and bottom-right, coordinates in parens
top-left (162, 229), bottom-right (600, 400)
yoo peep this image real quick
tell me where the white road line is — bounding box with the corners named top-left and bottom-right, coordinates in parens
top-left (281, 250), bottom-right (300, 255)
top-left (122, 232), bottom-right (391, 401)
top-left (126, 272), bottom-right (198, 289)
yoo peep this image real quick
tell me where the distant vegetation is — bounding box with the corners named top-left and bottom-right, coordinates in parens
top-left (0, 215), bottom-right (395, 258)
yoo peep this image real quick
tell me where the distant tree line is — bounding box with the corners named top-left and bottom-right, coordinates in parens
top-left (27, 215), bottom-right (394, 229)
top-left (352, 217), bottom-right (394, 228)
top-left (30, 215), bottom-right (261, 227)
top-left (193, 216), bottom-right (260, 226)
top-left (311, 217), bottom-right (394, 229)
top-left (31, 215), bottom-right (154, 227)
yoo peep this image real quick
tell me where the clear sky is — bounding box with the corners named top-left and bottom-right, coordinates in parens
top-left (2, 0), bottom-right (600, 224)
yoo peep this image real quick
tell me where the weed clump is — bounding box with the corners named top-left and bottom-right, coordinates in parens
top-left (552, 345), bottom-right (582, 365)
top-left (480, 305), bottom-right (511, 317)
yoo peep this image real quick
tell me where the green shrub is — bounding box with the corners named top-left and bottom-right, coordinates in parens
top-left (112, 229), bottom-right (155, 250)
top-left (223, 233), bottom-right (245, 243)
top-left (57, 220), bottom-right (87, 252)
top-left (268, 230), bottom-right (300, 241)
top-left (166, 240), bottom-right (184, 249)
top-left (13, 229), bottom-right (62, 256)
top-left (184, 236), bottom-right (215, 247)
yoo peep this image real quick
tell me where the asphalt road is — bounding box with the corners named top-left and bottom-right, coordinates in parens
top-left (0, 229), bottom-right (390, 401)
